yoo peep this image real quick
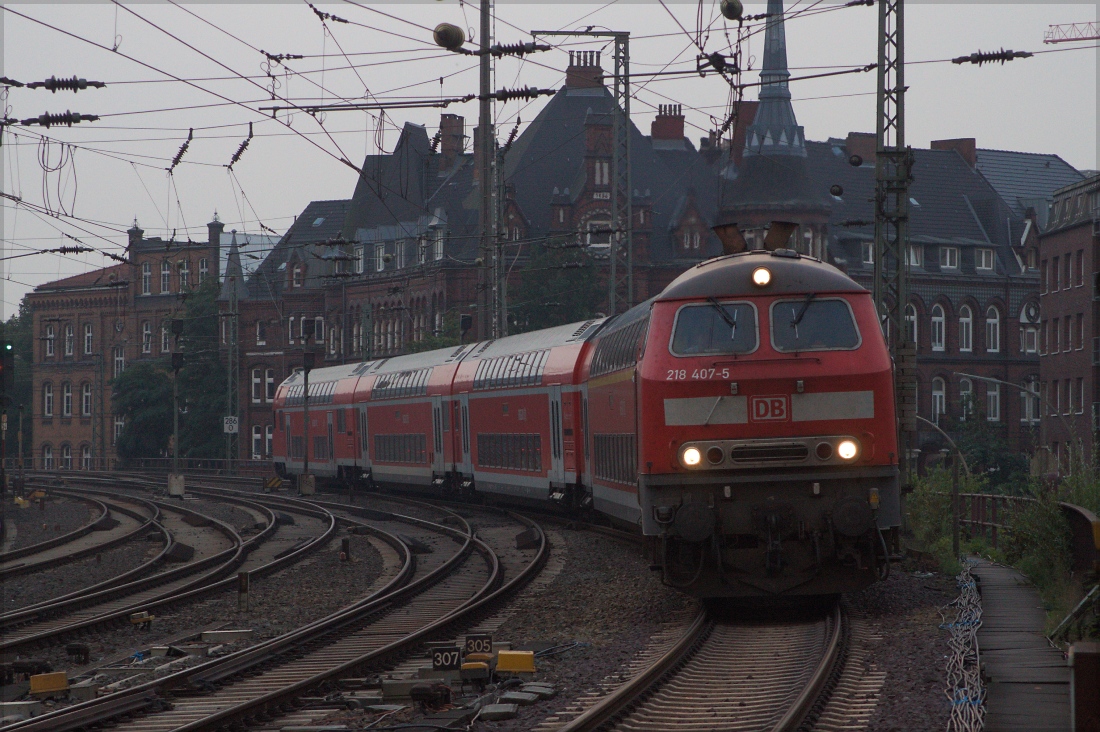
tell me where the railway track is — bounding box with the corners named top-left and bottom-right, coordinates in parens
top-left (4, 483), bottom-right (547, 732)
top-left (555, 604), bottom-right (844, 732)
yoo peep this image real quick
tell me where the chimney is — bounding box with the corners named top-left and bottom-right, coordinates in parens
top-left (651, 104), bottom-right (685, 142)
top-left (127, 218), bottom-right (143, 263)
top-left (931, 137), bottom-right (977, 167)
top-left (845, 132), bottom-right (876, 165)
top-left (566, 50), bottom-right (604, 89)
top-left (207, 212), bottom-right (225, 280)
top-left (439, 113), bottom-right (465, 172)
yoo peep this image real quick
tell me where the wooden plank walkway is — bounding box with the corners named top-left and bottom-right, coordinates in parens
top-left (971, 558), bottom-right (1070, 731)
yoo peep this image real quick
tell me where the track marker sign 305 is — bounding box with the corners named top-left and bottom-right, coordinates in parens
top-left (223, 416), bottom-right (239, 434)
top-left (465, 634), bottom-right (492, 654)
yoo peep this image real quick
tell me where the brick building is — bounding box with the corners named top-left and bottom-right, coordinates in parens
top-left (1038, 173), bottom-right (1100, 470)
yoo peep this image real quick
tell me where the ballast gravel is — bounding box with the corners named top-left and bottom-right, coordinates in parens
top-left (2, 541), bottom-right (157, 611)
top-left (4, 495), bottom-right (91, 550)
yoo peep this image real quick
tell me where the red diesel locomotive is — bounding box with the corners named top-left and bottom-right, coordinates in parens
top-left (273, 250), bottom-right (901, 598)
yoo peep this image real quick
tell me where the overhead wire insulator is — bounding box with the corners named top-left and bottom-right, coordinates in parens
top-left (54, 245), bottom-right (93, 254)
top-left (167, 128), bottom-right (193, 173)
top-left (486, 87), bottom-right (556, 102)
top-left (0, 77), bottom-right (24, 88)
top-left (307, 2), bottom-right (347, 24)
top-left (19, 111), bottom-right (99, 128)
top-left (503, 117), bottom-right (521, 154)
top-left (488, 41), bottom-right (553, 58)
top-left (952, 48), bottom-right (1034, 66)
top-left (227, 122), bottom-right (254, 170)
top-left (25, 76), bottom-right (106, 93)
top-left (262, 51), bottom-right (304, 64)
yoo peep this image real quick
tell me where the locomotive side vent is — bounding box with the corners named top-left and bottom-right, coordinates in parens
top-left (729, 442), bottom-right (809, 464)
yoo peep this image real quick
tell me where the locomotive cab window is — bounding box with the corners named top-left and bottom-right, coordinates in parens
top-left (770, 297), bottom-right (861, 352)
top-left (670, 301), bottom-right (758, 356)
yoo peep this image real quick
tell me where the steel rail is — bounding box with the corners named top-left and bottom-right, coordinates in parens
top-left (0, 494), bottom-right (110, 562)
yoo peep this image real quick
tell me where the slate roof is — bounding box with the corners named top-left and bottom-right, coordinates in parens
top-left (247, 198), bottom-right (351, 298)
top-left (34, 263), bottom-right (127, 292)
top-left (974, 148), bottom-right (1083, 223)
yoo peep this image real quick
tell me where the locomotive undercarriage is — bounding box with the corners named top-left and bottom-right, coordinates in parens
top-left (640, 469), bottom-right (899, 598)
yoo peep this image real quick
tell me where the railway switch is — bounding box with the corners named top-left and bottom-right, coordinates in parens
top-left (495, 650), bottom-right (536, 675)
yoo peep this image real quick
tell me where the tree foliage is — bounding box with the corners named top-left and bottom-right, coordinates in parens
top-left (404, 311), bottom-right (462, 354)
top-left (510, 244), bottom-right (603, 334)
top-left (113, 362), bottom-right (173, 460)
top-left (0, 300), bottom-right (34, 459)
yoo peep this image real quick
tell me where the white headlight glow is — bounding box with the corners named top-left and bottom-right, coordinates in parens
top-left (752, 267), bottom-right (772, 287)
top-left (837, 439), bottom-right (859, 460)
top-left (681, 446), bottom-right (702, 467)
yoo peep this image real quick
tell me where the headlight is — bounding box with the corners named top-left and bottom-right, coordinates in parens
top-left (752, 267), bottom-right (771, 287)
top-left (681, 446), bottom-right (702, 467)
top-left (837, 439), bottom-right (859, 460)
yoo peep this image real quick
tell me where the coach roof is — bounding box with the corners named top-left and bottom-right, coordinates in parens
top-left (658, 249), bottom-right (865, 301)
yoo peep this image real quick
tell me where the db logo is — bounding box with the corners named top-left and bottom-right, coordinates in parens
top-left (750, 395), bottom-right (790, 422)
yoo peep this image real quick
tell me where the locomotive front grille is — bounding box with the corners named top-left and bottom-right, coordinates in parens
top-left (729, 443), bottom-right (809, 464)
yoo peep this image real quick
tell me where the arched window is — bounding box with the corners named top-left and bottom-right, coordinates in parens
top-left (84, 323), bottom-right (93, 355)
top-left (932, 378), bottom-right (946, 424)
top-left (81, 445), bottom-right (91, 470)
top-left (959, 378), bottom-right (973, 420)
top-left (61, 444), bottom-right (72, 470)
top-left (931, 305), bottom-right (945, 351)
top-left (81, 383), bottom-right (92, 416)
top-left (986, 307), bottom-right (1000, 353)
top-left (43, 383), bottom-right (54, 417)
top-left (62, 382), bottom-right (72, 417)
top-left (142, 322), bottom-right (152, 353)
top-left (42, 444), bottom-right (53, 470)
top-left (905, 303), bottom-right (918, 346)
top-left (959, 306), bottom-right (973, 352)
top-left (64, 324), bottom-right (74, 356)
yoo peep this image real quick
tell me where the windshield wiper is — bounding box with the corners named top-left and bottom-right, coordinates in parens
top-left (791, 292), bottom-right (817, 327)
top-left (707, 297), bottom-right (738, 340)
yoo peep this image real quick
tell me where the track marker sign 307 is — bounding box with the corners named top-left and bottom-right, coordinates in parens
top-left (432, 647), bottom-right (462, 670)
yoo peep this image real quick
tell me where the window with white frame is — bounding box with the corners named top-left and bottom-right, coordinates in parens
top-left (161, 261), bottom-right (171, 293)
top-left (266, 368), bottom-right (275, 401)
top-left (81, 445), bottom-right (91, 470)
top-left (1020, 378), bottom-right (1040, 424)
top-left (82, 383), bottom-right (92, 416)
top-left (199, 258), bottom-right (209, 283)
top-left (62, 382), bottom-right (72, 417)
top-left (594, 160), bottom-right (609, 186)
top-left (84, 324), bottom-right (93, 355)
top-left (932, 378), bottom-right (946, 424)
top-left (1077, 314), bottom-right (1085, 350)
top-left (959, 378), bottom-right (973, 420)
top-left (355, 247), bottom-right (365, 274)
top-left (434, 229), bottom-right (444, 260)
top-left (64, 324), bottom-right (73, 356)
top-left (43, 383), bottom-right (53, 417)
top-left (315, 317), bottom-right (324, 342)
top-left (985, 307), bottom-right (1000, 352)
top-left (907, 244), bottom-right (923, 267)
top-left (939, 246), bottom-right (958, 269)
top-left (161, 325), bottom-right (170, 353)
top-left (862, 242), bottom-right (874, 264)
top-left (292, 263), bottom-right (304, 287)
top-left (176, 260), bottom-right (188, 289)
top-left (113, 346), bottom-right (125, 377)
top-left (142, 262), bottom-right (151, 294)
top-left (256, 320), bottom-right (266, 346)
top-left (905, 303), bottom-right (918, 345)
top-left (986, 384), bottom-right (1000, 421)
top-left (42, 445), bottom-right (53, 470)
top-left (959, 306), bottom-right (973, 352)
top-left (251, 368), bottom-right (263, 403)
top-left (1065, 379), bottom-right (1073, 415)
top-left (142, 322), bottom-right (152, 353)
top-left (1065, 317), bottom-right (1073, 352)
top-left (45, 325), bottom-right (55, 357)
top-left (265, 424), bottom-right (274, 456)
top-left (375, 245), bottom-right (386, 272)
top-left (252, 425), bottom-right (263, 460)
top-left (396, 240), bottom-right (407, 269)
top-left (61, 444), bottom-right (72, 470)
top-left (1077, 377), bottom-right (1085, 414)
top-left (1066, 255), bottom-right (1072, 291)
top-left (931, 305), bottom-right (945, 351)
top-left (114, 416), bottom-right (124, 444)
top-left (976, 248), bottom-right (994, 270)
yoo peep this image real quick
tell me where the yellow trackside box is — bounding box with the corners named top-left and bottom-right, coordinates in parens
top-left (29, 672), bottom-right (69, 695)
top-left (495, 650), bottom-right (535, 674)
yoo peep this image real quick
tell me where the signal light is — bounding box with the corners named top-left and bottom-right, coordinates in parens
top-left (837, 439), bottom-right (859, 460)
top-left (751, 267), bottom-right (772, 287)
top-left (681, 446), bottom-right (702, 467)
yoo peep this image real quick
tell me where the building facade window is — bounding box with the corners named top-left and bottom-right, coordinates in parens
top-left (256, 321), bottom-right (266, 346)
top-left (1053, 256), bottom-right (1061, 290)
top-left (293, 263), bottom-right (304, 287)
top-left (908, 245), bottom-right (923, 267)
top-left (61, 444), bottom-right (72, 470)
top-left (1021, 378), bottom-right (1040, 424)
top-left (1078, 314), bottom-right (1085, 350)
top-left (42, 445), bottom-right (53, 470)
top-left (251, 368), bottom-right (263, 403)
top-left (43, 383), bottom-right (53, 417)
top-left (84, 324), bottom-right (93, 355)
top-left (986, 384), bottom-right (1000, 421)
top-left (142, 262), bottom-right (151, 294)
top-left (113, 346), bottom-right (125, 377)
top-left (931, 305), bottom-right (945, 351)
top-left (161, 325), bottom-right (170, 353)
top-left (1077, 250), bottom-right (1084, 286)
top-left (976, 248), bottom-right (994, 270)
top-left (266, 368), bottom-right (276, 401)
top-left (81, 445), bottom-right (91, 470)
top-left (932, 378), bottom-right (946, 424)
top-left (81, 383), bottom-right (92, 416)
top-left (315, 317), bottom-right (325, 342)
top-left (64, 324), bottom-right (74, 356)
top-left (985, 307), bottom-right (1000, 352)
top-left (265, 425), bottom-right (274, 456)
top-left (940, 246), bottom-right (958, 269)
top-left (62, 382), bottom-right (72, 417)
top-left (161, 261), bottom-right (171, 293)
top-left (1077, 377), bottom-right (1085, 414)
top-left (252, 425), bottom-right (263, 460)
top-left (905, 303), bottom-right (917, 346)
top-left (433, 229), bottom-right (444, 260)
top-left (288, 316), bottom-right (296, 345)
top-left (114, 416), bottom-right (125, 444)
top-left (199, 257), bottom-right (209, 283)
top-left (861, 242), bottom-right (874, 264)
top-left (45, 325), bottom-right (55, 357)
top-left (375, 245), bottom-right (385, 272)
top-left (142, 322), bottom-right (152, 353)
top-left (1065, 317), bottom-right (1072, 352)
top-left (179, 260), bottom-right (190, 289)
top-left (1041, 259), bottom-right (1048, 292)
top-left (959, 378), bottom-right (973, 420)
top-left (959, 306), bottom-right (973, 352)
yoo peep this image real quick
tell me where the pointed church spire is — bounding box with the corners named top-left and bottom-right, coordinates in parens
top-left (218, 229), bottom-right (249, 302)
top-left (744, 0), bottom-right (806, 158)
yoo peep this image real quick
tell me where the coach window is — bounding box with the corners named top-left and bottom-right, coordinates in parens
top-left (670, 301), bottom-right (757, 355)
top-left (770, 298), bottom-right (860, 352)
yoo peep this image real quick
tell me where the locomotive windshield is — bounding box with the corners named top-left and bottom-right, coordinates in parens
top-left (770, 297), bottom-right (861, 352)
top-left (670, 301), bottom-right (758, 355)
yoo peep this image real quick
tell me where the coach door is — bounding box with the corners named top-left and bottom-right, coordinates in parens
top-left (548, 385), bottom-right (565, 485)
top-left (431, 395), bottom-right (445, 474)
top-left (358, 407), bottom-right (369, 468)
top-left (458, 393), bottom-right (472, 475)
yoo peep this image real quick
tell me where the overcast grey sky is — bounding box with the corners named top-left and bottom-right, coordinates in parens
top-left (2, 1), bottom-right (1096, 320)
